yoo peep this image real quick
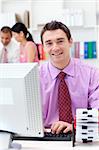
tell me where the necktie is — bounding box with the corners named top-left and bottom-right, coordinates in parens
top-left (58, 72), bottom-right (73, 123)
top-left (2, 48), bottom-right (8, 63)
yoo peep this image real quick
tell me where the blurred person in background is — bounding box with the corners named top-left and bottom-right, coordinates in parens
top-left (11, 22), bottom-right (39, 63)
top-left (0, 26), bottom-right (19, 63)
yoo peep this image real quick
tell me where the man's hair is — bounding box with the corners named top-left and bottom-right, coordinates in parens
top-left (40, 20), bottom-right (71, 44)
top-left (1, 26), bottom-right (12, 37)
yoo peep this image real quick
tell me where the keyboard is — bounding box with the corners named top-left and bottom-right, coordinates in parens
top-left (43, 131), bottom-right (72, 141)
top-left (13, 131), bottom-right (72, 141)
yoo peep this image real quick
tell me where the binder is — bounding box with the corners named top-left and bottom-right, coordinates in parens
top-left (74, 42), bottom-right (80, 58)
top-left (92, 41), bottom-right (97, 58)
top-left (84, 42), bottom-right (88, 59)
top-left (88, 42), bottom-right (93, 58)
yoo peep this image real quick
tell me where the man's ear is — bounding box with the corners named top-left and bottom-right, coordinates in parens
top-left (69, 38), bottom-right (73, 47)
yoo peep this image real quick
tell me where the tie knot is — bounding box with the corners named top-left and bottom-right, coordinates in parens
top-left (3, 47), bottom-right (7, 52)
top-left (58, 72), bottom-right (66, 80)
top-left (4, 48), bottom-right (7, 52)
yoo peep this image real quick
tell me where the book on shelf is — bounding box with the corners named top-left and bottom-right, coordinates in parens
top-left (84, 42), bottom-right (89, 59)
top-left (88, 42), bottom-right (93, 58)
top-left (36, 44), bottom-right (48, 60)
top-left (74, 42), bottom-right (80, 58)
top-left (92, 41), bottom-right (97, 58)
top-left (71, 41), bottom-right (97, 59)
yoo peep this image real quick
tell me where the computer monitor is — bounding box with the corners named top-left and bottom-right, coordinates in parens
top-left (0, 63), bottom-right (44, 149)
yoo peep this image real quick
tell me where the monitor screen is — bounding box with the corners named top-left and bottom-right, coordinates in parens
top-left (0, 63), bottom-right (44, 148)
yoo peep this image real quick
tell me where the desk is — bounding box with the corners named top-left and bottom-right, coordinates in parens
top-left (12, 140), bottom-right (99, 150)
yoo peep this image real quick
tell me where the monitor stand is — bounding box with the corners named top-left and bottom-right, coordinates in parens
top-left (0, 132), bottom-right (21, 149)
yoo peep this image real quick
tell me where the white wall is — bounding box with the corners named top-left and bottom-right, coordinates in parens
top-left (0, 0), bottom-right (99, 65)
top-left (64, 0), bottom-right (97, 27)
top-left (1, 0), bottom-right (32, 12)
top-left (1, 0), bottom-right (32, 24)
top-left (0, 0), bottom-right (99, 50)
top-left (0, 0), bottom-right (2, 12)
top-left (1, 0), bottom-right (98, 28)
top-left (31, 0), bottom-right (64, 29)
top-left (31, 0), bottom-right (97, 44)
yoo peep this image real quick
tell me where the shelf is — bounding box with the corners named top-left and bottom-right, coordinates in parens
top-left (83, 59), bottom-right (99, 68)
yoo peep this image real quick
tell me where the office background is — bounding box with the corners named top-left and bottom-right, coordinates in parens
top-left (0, 0), bottom-right (99, 67)
top-left (0, 1), bottom-right (99, 149)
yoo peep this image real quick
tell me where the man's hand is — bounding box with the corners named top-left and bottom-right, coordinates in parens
top-left (51, 121), bottom-right (72, 134)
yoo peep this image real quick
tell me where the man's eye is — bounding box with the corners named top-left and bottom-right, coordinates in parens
top-left (58, 40), bottom-right (63, 43)
top-left (46, 42), bottom-right (52, 46)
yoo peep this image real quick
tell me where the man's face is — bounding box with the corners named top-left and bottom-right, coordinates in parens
top-left (0, 32), bottom-right (12, 46)
top-left (42, 29), bottom-right (72, 69)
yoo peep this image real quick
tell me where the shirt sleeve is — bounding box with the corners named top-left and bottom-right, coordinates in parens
top-left (88, 68), bottom-right (99, 109)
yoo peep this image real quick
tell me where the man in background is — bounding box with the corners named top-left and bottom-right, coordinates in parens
top-left (0, 26), bottom-right (19, 63)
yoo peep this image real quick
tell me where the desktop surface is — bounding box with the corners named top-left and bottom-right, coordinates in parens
top-left (12, 140), bottom-right (99, 150)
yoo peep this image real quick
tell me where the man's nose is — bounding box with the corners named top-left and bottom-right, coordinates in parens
top-left (52, 43), bottom-right (59, 50)
top-left (3, 40), bottom-right (6, 43)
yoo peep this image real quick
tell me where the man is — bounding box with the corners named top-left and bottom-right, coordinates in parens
top-left (0, 26), bottom-right (19, 63)
top-left (39, 21), bottom-right (99, 134)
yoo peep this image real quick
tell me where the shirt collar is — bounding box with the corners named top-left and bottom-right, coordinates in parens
top-left (49, 58), bottom-right (75, 80)
top-left (4, 41), bottom-right (12, 50)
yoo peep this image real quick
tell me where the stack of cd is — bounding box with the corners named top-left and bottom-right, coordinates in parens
top-left (76, 108), bottom-right (99, 143)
